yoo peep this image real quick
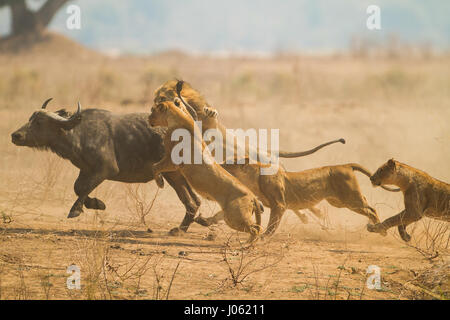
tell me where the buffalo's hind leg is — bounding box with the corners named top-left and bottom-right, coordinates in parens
top-left (69, 171), bottom-right (106, 218)
top-left (163, 171), bottom-right (201, 235)
top-left (397, 225), bottom-right (411, 242)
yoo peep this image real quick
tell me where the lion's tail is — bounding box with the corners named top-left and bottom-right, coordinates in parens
top-left (277, 138), bottom-right (346, 158)
top-left (350, 164), bottom-right (401, 192)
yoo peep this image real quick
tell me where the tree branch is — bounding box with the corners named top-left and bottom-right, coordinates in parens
top-left (37, 0), bottom-right (72, 28)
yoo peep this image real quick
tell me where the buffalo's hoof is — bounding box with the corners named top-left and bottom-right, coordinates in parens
top-left (367, 223), bottom-right (387, 236)
top-left (84, 198), bottom-right (106, 210)
top-left (67, 209), bottom-right (83, 219)
top-left (400, 232), bottom-right (411, 243)
top-left (155, 174), bottom-right (164, 188)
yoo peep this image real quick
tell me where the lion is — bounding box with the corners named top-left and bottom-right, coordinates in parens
top-left (148, 97), bottom-right (264, 243)
top-left (153, 80), bottom-right (345, 159)
top-left (196, 160), bottom-right (401, 236)
top-left (367, 159), bottom-right (450, 242)
top-left (154, 80), bottom-right (346, 227)
top-left (193, 106), bottom-right (399, 236)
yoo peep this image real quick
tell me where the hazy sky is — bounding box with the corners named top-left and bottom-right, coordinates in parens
top-left (0, 0), bottom-right (448, 54)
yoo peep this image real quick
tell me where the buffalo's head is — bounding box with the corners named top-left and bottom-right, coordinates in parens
top-left (11, 98), bottom-right (82, 148)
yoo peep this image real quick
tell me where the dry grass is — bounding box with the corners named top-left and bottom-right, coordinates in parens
top-left (0, 34), bottom-right (448, 300)
top-left (124, 183), bottom-right (160, 230)
top-left (219, 234), bottom-right (284, 289)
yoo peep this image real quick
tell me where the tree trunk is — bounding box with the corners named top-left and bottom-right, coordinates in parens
top-left (9, 0), bottom-right (70, 36)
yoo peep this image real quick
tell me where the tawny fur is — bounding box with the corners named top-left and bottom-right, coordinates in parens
top-left (196, 159), bottom-right (393, 236)
top-left (368, 159), bottom-right (450, 242)
top-left (154, 80), bottom-right (346, 159)
top-left (194, 105), bottom-right (398, 236)
top-left (148, 98), bottom-right (263, 242)
top-left (154, 80), bottom-right (347, 228)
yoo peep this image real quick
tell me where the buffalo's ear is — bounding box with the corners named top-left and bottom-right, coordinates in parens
top-left (60, 115), bottom-right (82, 131)
top-left (55, 109), bottom-right (71, 118)
top-left (387, 159), bottom-right (396, 169)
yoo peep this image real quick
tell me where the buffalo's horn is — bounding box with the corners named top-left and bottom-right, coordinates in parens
top-left (45, 102), bottom-right (82, 129)
top-left (175, 80), bottom-right (198, 121)
top-left (41, 98), bottom-right (53, 109)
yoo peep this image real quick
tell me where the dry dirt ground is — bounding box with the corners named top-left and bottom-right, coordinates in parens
top-left (0, 34), bottom-right (448, 300)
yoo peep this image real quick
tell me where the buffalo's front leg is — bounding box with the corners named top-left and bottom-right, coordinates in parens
top-left (163, 171), bottom-right (201, 235)
top-left (69, 171), bottom-right (106, 218)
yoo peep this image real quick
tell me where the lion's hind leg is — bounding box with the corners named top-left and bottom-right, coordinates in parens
top-left (224, 197), bottom-right (262, 243)
top-left (294, 210), bottom-right (309, 224)
top-left (328, 190), bottom-right (381, 225)
top-left (308, 207), bottom-right (324, 219)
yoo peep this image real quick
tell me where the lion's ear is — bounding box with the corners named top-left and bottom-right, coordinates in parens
top-left (387, 159), bottom-right (396, 169)
top-left (156, 103), bottom-right (168, 112)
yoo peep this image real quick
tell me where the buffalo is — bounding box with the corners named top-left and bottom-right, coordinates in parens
top-left (11, 98), bottom-right (201, 234)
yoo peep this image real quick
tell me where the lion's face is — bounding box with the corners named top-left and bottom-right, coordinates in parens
top-left (153, 81), bottom-right (178, 106)
top-left (153, 80), bottom-right (207, 116)
top-left (371, 159), bottom-right (397, 186)
top-left (149, 102), bottom-right (170, 127)
top-left (149, 98), bottom-right (191, 127)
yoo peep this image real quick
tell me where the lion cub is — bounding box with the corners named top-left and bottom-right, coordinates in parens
top-left (148, 98), bottom-right (263, 242)
top-left (368, 159), bottom-right (450, 242)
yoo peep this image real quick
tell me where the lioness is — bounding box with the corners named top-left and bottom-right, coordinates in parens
top-left (154, 80), bottom-right (344, 159)
top-left (148, 98), bottom-right (264, 242)
top-left (367, 159), bottom-right (450, 242)
top-left (196, 159), bottom-right (401, 235)
top-left (154, 80), bottom-right (346, 229)
top-left (193, 107), bottom-right (399, 235)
